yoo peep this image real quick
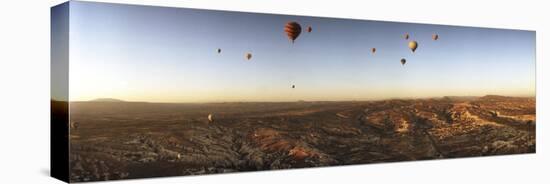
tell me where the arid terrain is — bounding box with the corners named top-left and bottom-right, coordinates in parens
top-left (67, 95), bottom-right (535, 182)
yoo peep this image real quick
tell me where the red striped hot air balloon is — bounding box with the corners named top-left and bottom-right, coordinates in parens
top-left (285, 21), bottom-right (302, 43)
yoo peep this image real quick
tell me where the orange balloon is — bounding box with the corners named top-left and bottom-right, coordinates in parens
top-left (408, 41), bottom-right (418, 53)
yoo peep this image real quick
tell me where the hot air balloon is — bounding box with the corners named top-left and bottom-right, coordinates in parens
top-left (404, 33), bottom-right (410, 40)
top-left (432, 34), bottom-right (439, 40)
top-left (70, 121), bottom-right (79, 131)
top-left (401, 58), bottom-right (407, 66)
top-left (292, 85), bottom-right (295, 89)
top-left (285, 21), bottom-right (302, 43)
top-left (217, 48), bottom-right (221, 53)
top-left (371, 48), bottom-right (376, 54)
top-left (408, 41), bottom-right (418, 53)
top-left (208, 113), bottom-right (214, 123)
top-left (307, 26), bottom-right (312, 33)
top-left (245, 53), bottom-right (252, 60)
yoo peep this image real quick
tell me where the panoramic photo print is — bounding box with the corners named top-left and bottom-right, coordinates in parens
top-left (51, 1), bottom-right (535, 182)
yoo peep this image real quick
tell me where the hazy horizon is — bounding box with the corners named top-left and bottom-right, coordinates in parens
top-left (54, 1), bottom-right (536, 103)
top-left (53, 94), bottom-right (535, 104)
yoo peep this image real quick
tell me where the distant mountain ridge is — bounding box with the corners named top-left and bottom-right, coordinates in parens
top-left (479, 95), bottom-right (532, 101)
top-left (441, 96), bottom-right (479, 101)
top-left (89, 98), bottom-right (126, 102)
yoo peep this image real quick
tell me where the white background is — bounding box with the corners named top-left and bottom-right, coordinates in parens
top-left (0, 0), bottom-right (547, 183)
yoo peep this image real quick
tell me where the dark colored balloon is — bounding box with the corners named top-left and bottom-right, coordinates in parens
top-left (307, 26), bottom-right (312, 33)
top-left (401, 58), bottom-right (407, 65)
top-left (371, 48), bottom-right (376, 54)
top-left (217, 48), bottom-right (221, 53)
top-left (285, 22), bottom-right (302, 43)
top-left (432, 34), bottom-right (439, 40)
top-left (245, 53), bottom-right (252, 60)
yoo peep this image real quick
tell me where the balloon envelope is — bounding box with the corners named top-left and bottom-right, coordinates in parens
top-left (285, 22), bottom-right (302, 43)
top-left (245, 53), bottom-right (252, 60)
top-left (432, 34), bottom-right (439, 40)
top-left (408, 41), bottom-right (418, 52)
top-left (401, 58), bottom-right (407, 65)
top-left (208, 113), bottom-right (213, 123)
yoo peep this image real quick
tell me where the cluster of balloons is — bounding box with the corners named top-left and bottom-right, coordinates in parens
top-left (397, 32), bottom-right (438, 65)
top-left (335, 31), bottom-right (437, 66)
top-left (216, 21), bottom-right (314, 62)
top-left (215, 21), bottom-right (439, 90)
top-left (215, 21), bottom-right (314, 88)
top-left (206, 22), bottom-right (441, 122)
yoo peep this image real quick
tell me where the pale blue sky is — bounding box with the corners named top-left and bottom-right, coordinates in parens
top-left (64, 1), bottom-right (535, 102)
